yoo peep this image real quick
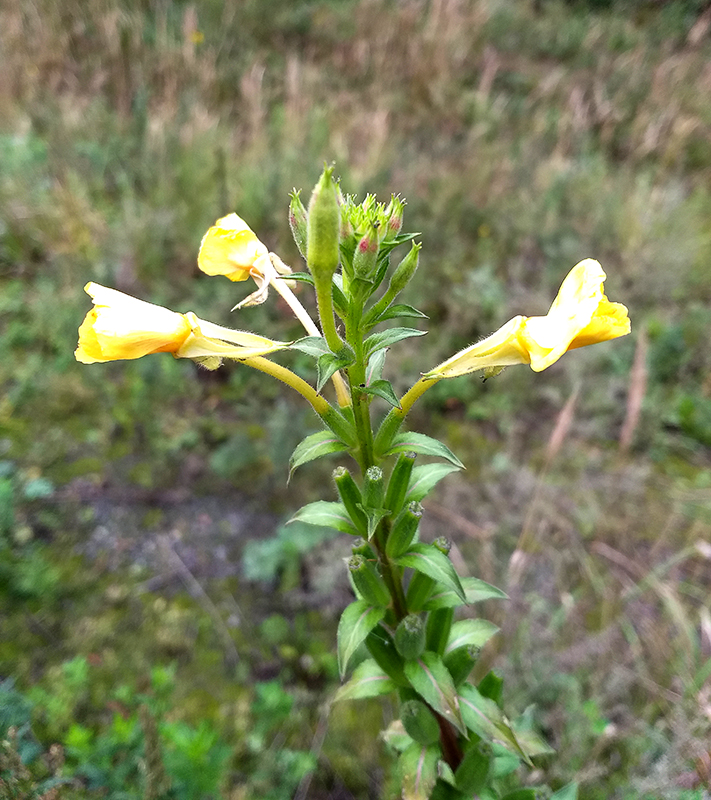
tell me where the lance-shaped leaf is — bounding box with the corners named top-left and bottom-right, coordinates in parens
top-left (423, 577), bottom-right (508, 611)
top-left (358, 379), bottom-right (401, 409)
top-left (290, 335), bottom-right (331, 357)
top-left (289, 430), bottom-right (349, 479)
top-left (405, 463), bottom-right (461, 504)
top-left (510, 726), bottom-right (555, 759)
top-left (289, 501), bottom-right (360, 536)
top-left (399, 742), bottom-right (440, 800)
top-left (333, 658), bottom-right (396, 702)
top-left (317, 351), bottom-right (354, 393)
top-left (550, 783), bottom-right (579, 800)
top-left (404, 652), bottom-right (466, 734)
top-left (383, 432), bottom-right (464, 469)
top-left (364, 327), bottom-right (426, 357)
top-left (458, 684), bottom-right (529, 762)
top-left (337, 600), bottom-right (386, 678)
top-left (445, 620), bottom-right (499, 655)
top-left (374, 303), bottom-right (428, 323)
top-left (365, 348), bottom-right (387, 386)
top-left (394, 544), bottom-right (466, 604)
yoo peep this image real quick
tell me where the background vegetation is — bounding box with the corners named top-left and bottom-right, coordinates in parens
top-left (1, 0), bottom-right (710, 797)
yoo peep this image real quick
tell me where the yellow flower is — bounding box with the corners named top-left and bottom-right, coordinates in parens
top-left (75, 283), bottom-right (287, 364)
top-left (198, 213), bottom-right (292, 308)
top-left (425, 259), bottom-right (630, 378)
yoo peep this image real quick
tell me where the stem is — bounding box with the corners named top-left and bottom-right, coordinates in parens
top-left (436, 713), bottom-right (464, 772)
top-left (373, 375), bottom-right (440, 454)
top-left (373, 518), bottom-right (408, 621)
top-left (314, 277), bottom-right (344, 355)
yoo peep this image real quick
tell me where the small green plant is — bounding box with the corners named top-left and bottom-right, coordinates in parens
top-left (72, 165), bottom-right (630, 797)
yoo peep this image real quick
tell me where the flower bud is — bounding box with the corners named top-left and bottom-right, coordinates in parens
top-left (387, 241), bottom-right (420, 297)
top-left (307, 166), bottom-right (340, 283)
top-left (351, 537), bottom-right (375, 559)
top-left (288, 189), bottom-right (308, 260)
top-left (348, 554), bottom-right (391, 607)
top-left (352, 220), bottom-right (380, 281)
top-left (433, 536), bottom-right (451, 556)
top-left (455, 742), bottom-right (493, 796)
top-left (366, 625), bottom-right (407, 685)
top-left (363, 466), bottom-right (384, 510)
top-left (394, 614), bottom-right (426, 660)
top-left (384, 195), bottom-right (405, 241)
top-left (384, 451), bottom-right (417, 514)
top-left (334, 467), bottom-right (368, 536)
top-left (385, 501), bottom-right (422, 558)
top-left (443, 644), bottom-right (479, 686)
top-left (400, 699), bottom-right (440, 746)
top-left (406, 570), bottom-right (436, 612)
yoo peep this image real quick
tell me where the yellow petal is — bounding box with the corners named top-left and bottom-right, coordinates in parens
top-left (197, 213), bottom-right (269, 282)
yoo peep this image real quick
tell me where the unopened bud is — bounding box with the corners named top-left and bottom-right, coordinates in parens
top-left (307, 166), bottom-right (340, 283)
top-left (288, 189), bottom-right (308, 260)
top-left (384, 451), bottom-right (417, 514)
top-left (387, 241), bottom-right (420, 296)
top-left (385, 501), bottom-right (422, 558)
top-left (433, 536), bottom-right (451, 556)
top-left (334, 467), bottom-right (368, 536)
top-left (348, 554), bottom-right (391, 607)
top-left (394, 613), bottom-right (426, 660)
top-left (363, 466), bottom-right (384, 510)
top-left (400, 699), bottom-right (440, 746)
top-left (352, 220), bottom-right (380, 281)
top-left (351, 537), bottom-right (375, 559)
top-left (384, 195), bottom-right (405, 241)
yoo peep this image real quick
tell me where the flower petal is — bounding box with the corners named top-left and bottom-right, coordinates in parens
top-left (197, 213), bottom-right (269, 282)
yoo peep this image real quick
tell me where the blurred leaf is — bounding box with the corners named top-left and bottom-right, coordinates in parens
top-left (337, 600), bottom-right (386, 678)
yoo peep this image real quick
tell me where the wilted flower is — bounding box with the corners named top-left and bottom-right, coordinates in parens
top-left (75, 283), bottom-right (287, 364)
top-left (425, 259), bottom-right (630, 378)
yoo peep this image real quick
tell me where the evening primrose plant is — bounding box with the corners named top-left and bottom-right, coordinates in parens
top-left (75, 166), bottom-right (629, 799)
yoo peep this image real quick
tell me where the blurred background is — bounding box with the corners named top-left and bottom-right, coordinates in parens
top-left (1, 0), bottom-right (710, 797)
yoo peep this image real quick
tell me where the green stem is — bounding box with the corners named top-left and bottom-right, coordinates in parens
top-left (373, 517), bottom-right (408, 621)
top-left (373, 375), bottom-right (440, 454)
top-left (314, 277), bottom-right (343, 354)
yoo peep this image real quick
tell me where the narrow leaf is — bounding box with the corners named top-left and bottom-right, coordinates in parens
top-left (510, 726), bottom-right (555, 759)
top-left (404, 652), bottom-right (466, 734)
top-left (458, 685), bottom-right (529, 762)
top-left (400, 742), bottom-right (440, 800)
top-left (333, 658), bottom-right (395, 702)
top-left (317, 352), bottom-right (352, 393)
top-left (395, 544), bottom-right (466, 603)
top-left (365, 348), bottom-right (387, 386)
top-left (281, 272), bottom-right (313, 285)
top-left (375, 303), bottom-right (428, 323)
top-left (406, 464), bottom-right (461, 503)
top-left (359, 379), bottom-right (401, 409)
top-left (289, 430), bottom-right (348, 479)
top-left (423, 577), bottom-right (509, 611)
top-left (445, 620), bottom-right (499, 654)
top-left (550, 784), bottom-right (579, 800)
top-left (365, 327), bottom-right (426, 356)
top-left (384, 432), bottom-right (464, 469)
top-left (289, 501), bottom-right (360, 536)
top-left (290, 336), bottom-right (331, 357)
top-left (337, 601), bottom-right (386, 678)
top-left (363, 506), bottom-right (390, 540)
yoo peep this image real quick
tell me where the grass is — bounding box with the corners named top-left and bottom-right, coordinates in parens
top-left (1, 0), bottom-right (711, 796)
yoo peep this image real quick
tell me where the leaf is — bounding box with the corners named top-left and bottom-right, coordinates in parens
top-left (458, 685), bottom-right (529, 762)
top-left (337, 601), bottom-right (386, 678)
top-left (365, 327), bottom-right (426, 357)
top-left (332, 280), bottom-right (349, 319)
top-left (359, 379), bottom-right (401, 409)
top-left (289, 430), bottom-right (349, 479)
top-left (281, 271), bottom-right (314, 285)
top-left (317, 352), bottom-right (353, 393)
top-left (375, 303), bottom-right (428, 323)
top-left (404, 652), bottom-right (466, 734)
top-left (423, 577), bottom-right (509, 611)
top-left (510, 726), bottom-right (555, 759)
top-left (550, 783), bottom-right (579, 800)
top-left (400, 742), bottom-right (440, 800)
top-left (395, 544), bottom-right (466, 603)
top-left (365, 348), bottom-right (387, 385)
top-left (288, 501), bottom-right (359, 536)
top-left (290, 336), bottom-right (331, 357)
top-left (406, 464), bottom-right (461, 503)
top-left (383, 432), bottom-right (464, 469)
top-left (333, 658), bottom-right (395, 702)
top-left (363, 506), bottom-right (391, 540)
top-left (444, 620), bottom-right (499, 654)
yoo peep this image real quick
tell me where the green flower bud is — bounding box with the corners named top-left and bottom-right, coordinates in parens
top-left (351, 537), bottom-right (375, 559)
top-left (384, 195), bottom-right (405, 241)
top-left (363, 466), bottom-right (384, 510)
top-left (455, 742), bottom-right (493, 796)
top-left (387, 241), bottom-right (421, 297)
top-left (443, 644), bottom-right (479, 686)
top-left (352, 220), bottom-right (380, 281)
top-left (384, 451), bottom-right (417, 514)
top-left (348, 554), bottom-right (391, 607)
top-left (394, 614), bottom-right (426, 660)
top-left (307, 166), bottom-right (340, 283)
top-left (425, 607), bottom-right (453, 655)
top-left (333, 466), bottom-right (368, 536)
top-left (385, 501), bottom-right (422, 558)
top-left (288, 189), bottom-right (308, 260)
top-left (366, 625), bottom-right (407, 685)
top-left (433, 536), bottom-right (451, 555)
top-left (400, 699), bottom-right (440, 746)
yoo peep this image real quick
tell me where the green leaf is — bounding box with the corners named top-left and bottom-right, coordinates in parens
top-left (332, 279), bottom-right (348, 318)
top-left (280, 271), bottom-right (313, 285)
top-left (333, 658), bottom-right (396, 702)
top-left (511, 726), bottom-right (555, 759)
top-left (290, 336), bottom-right (331, 357)
top-left (406, 464), bottom-right (461, 503)
top-left (444, 620), bottom-right (499, 654)
top-left (500, 791), bottom-right (537, 800)
top-left (364, 327), bottom-right (426, 357)
top-left (374, 303), bottom-right (428, 323)
top-left (550, 783), bottom-right (579, 800)
top-left (317, 352), bottom-right (353, 393)
top-left (288, 501), bottom-right (359, 536)
top-left (423, 577), bottom-right (509, 611)
top-left (359, 379), bottom-right (401, 408)
top-left (400, 742), bottom-right (440, 800)
top-left (458, 685), bottom-right (529, 762)
top-left (404, 652), bottom-right (466, 734)
top-left (337, 601), bottom-right (387, 678)
top-left (289, 430), bottom-right (349, 479)
top-left (383, 432), bottom-right (464, 469)
top-left (394, 544), bottom-right (466, 603)
top-left (365, 348), bottom-right (387, 385)
top-left (363, 506), bottom-right (391, 540)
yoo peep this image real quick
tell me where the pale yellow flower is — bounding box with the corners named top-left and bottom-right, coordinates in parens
top-left (75, 283), bottom-right (287, 364)
top-left (425, 259), bottom-right (630, 378)
top-left (197, 213), bottom-right (292, 308)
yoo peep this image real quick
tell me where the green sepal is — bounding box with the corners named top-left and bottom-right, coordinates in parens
top-left (405, 464), bottom-right (461, 504)
top-left (317, 350), bottom-right (354, 393)
top-left (395, 544), bottom-right (466, 604)
top-left (400, 699), bottom-right (440, 746)
top-left (425, 607), bottom-right (454, 656)
top-left (337, 599), bottom-right (386, 678)
top-left (365, 625), bottom-right (408, 686)
top-left (364, 327), bottom-right (426, 358)
top-left (399, 742), bottom-right (440, 800)
top-left (371, 303), bottom-right (428, 324)
top-left (445, 620), bottom-right (499, 656)
top-left (423, 577), bottom-right (508, 611)
top-left (381, 432), bottom-right (464, 469)
top-left (404, 652), bottom-right (466, 735)
top-left (333, 658), bottom-right (396, 702)
top-left (358, 379), bottom-right (401, 409)
top-left (384, 451), bottom-right (417, 514)
top-left (289, 430), bottom-right (349, 479)
top-left (288, 501), bottom-right (359, 536)
top-left (394, 614), bottom-right (427, 661)
top-left (454, 743), bottom-right (492, 796)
